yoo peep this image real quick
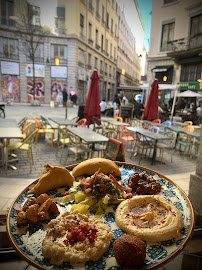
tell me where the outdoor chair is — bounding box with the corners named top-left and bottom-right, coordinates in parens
top-left (67, 132), bottom-right (92, 161)
top-left (184, 121), bottom-right (193, 126)
top-left (5, 129), bottom-right (37, 171)
top-left (120, 126), bottom-right (136, 154)
top-left (18, 117), bottom-right (28, 130)
top-left (156, 131), bottom-right (177, 163)
top-left (102, 120), bottom-right (117, 138)
top-left (33, 116), bottom-right (54, 148)
top-left (40, 115), bottom-right (58, 131)
top-left (162, 120), bottom-right (172, 127)
top-left (142, 120), bottom-right (151, 129)
top-left (183, 125), bottom-right (195, 133)
top-left (71, 116), bottom-right (79, 123)
top-left (130, 118), bottom-right (142, 128)
top-left (113, 116), bottom-right (123, 122)
top-left (77, 118), bottom-right (87, 127)
top-left (175, 131), bottom-right (195, 158)
top-left (56, 126), bottom-right (70, 162)
top-left (21, 120), bottom-right (33, 140)
top-left (0, 141), bottom-right (4, 167)
top-left (130, 132), bottom-right (154, 164)
top-left (152, 119), bottom-right (161, 124)
top-left (93, 116), bottom-right (103, 134)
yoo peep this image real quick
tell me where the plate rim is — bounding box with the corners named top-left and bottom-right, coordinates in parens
top-left (6, 161), bottom-right (196, 270)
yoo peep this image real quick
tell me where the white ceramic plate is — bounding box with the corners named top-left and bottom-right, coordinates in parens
top-left (7, 162), bottom-right (195, 270)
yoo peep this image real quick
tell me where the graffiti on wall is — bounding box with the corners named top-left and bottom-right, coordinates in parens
top-left (51, 80), bottom-right (67, 105)
top-left (27, 78), bottom-right (45, 103)
top-left (1, 75), bottom-right (20, 102)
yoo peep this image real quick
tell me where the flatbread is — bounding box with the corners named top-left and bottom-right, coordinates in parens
top-left (72, 158), bottom-right (121, 177)
top-left (28, 164), bottom-right (74, 195)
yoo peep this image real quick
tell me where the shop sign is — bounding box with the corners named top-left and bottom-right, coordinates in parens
top-left (78, 68), bottom-right (85, 81)
top-left (1, 61), bottom-right (19, 75)
top-left (26, 64), bottom-right (45, 77)
top-left (51, 66), bottom-right (67, 78)
top-left (178, 82), bottom-right (199, 90)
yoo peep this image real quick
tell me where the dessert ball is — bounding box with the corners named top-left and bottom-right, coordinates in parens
top-left (113, 234), bottom-right (146, 268)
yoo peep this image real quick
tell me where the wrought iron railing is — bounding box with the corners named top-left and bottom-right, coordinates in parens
top-left (51, 58), bottom-right (67, 64)
top-left (0, 52), bottom-right (19, 60)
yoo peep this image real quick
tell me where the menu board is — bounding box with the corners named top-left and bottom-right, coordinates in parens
top-left (103, 138), bottom-right (125, 162)
top-left (119, 105), bottom-right (133, 121)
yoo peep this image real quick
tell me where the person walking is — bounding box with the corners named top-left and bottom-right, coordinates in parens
top-left (70, 90), bottom-right (78, 106)
top-left (62, 88), bottom-right (68, 107)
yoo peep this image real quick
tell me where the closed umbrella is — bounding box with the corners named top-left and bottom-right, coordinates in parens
top-left (143, 79), bottom-right (159, 121)
top-left (84, 70), bottom-right (101, 126)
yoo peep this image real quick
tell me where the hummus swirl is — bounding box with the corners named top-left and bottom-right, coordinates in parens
top-left (42, 212), bottom-right (113, 266)
top-left (115, 195), bottom-right (184, 242)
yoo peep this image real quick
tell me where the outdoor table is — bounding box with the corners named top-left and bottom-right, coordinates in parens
top-left (48, 117), bottom-right (78, 126)
top-left (128, 127), bottom-right (169, 164)
top-left (0, 119), bottom-right (23, 169)
top-left (66, 127), bottom-right (108, 154)
top-left (102, 118), bottom-right (130, 127)
top-left (166, 125), bottom-right (200, 138)
top-left (172, 121), bottom-right (188, 127)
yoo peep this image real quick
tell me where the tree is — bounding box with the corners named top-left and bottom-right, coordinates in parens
top-left (10, 0), bottom-right (51, 102)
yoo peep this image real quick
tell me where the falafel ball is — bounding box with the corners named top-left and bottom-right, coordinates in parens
top-left (113, 234), bottom-right (146, 268)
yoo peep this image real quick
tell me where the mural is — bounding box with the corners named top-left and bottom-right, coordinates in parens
top-left (51, 80), bottom-right (67, 105)
top-left (1, 75), bottom-right (20, 103)
top-left (27, 78), bottom-right (45, 103)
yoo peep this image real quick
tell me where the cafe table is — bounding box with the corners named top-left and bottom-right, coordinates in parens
top-left (166, 125), bottom-right (200, 139)
top-left (48, 117), bottom-right (78, 126)
top-left (0, 119), bottom-right (23, 169)
top-left (128, 127), bottom-right (170, 164)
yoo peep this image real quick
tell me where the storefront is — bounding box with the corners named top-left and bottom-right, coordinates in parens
top-left (51, 66), bottom-right (68, 105)
top-left (26, 64), bottom-right (45, 103)
top-left (1, 61), bottom-right (20, 103)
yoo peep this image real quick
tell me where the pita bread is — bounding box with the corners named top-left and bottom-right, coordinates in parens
top-left (28, 164), bottom-right (74, 195)
top-left (72, 158), bottom-right (121, 177)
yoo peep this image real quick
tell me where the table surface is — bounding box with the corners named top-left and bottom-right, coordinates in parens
top-left (49, 117), bottom-right (78, 126)
top-left (102, 118), bottom-right (129, 126)
top-left (0, 119), bottom-right (23, 139)
top-left (166, 126), bottom-right (200, 138)
top-left (128, 127), bottom-right (169, 141)
top-left (67, 127), bottom-right (108, 143)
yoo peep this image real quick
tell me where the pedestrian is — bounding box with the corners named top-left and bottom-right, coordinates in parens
top-left (100, 99), bottom-right (107, 115)
top-left (133, 100), bottom-right (144, 119)
top-left (122, 96), bottom-right (128, 105)
top-left (70, 90), bottom-right (78, 106)
top-left (62, 87), bottom-right (68, 107)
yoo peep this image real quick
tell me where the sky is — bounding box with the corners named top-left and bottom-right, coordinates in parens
top-left (118, 0), bottom-right (153, 52)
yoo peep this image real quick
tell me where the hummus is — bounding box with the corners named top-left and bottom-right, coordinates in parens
top-left (42, 212), bottom-right (114, 266)
top-left (115, 195), bottom-right (184, 242)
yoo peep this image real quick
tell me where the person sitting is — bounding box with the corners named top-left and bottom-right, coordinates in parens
top-left (100, 99), bottom-right (107, 115)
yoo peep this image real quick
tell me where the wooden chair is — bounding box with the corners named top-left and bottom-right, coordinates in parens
top-left (77, 118), bottom-right (87, 127)
top-left (21, 121), bottom-right (33, 140)
top-left (113, 116), bottom-right (123, 122)
top-left (18, 117), bottom-right (28, 130)
top-left (33, 116), bottom-right (54, 148)
top-left (152, 119), bottom-right (161, 124)
top-left (120, 126), bottom-right (136, 154)
top-left (5, 129), bottom-right (37, 171)
top-left (156, 131), bottom-right (177, 163)
top-left (56, 127), bottom-right (70, 162)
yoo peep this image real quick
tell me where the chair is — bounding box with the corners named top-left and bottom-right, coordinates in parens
top-left (18, 117), bottom-right (28, 130)
top-left (67, 132), bottom-right (92, 161)
top-left (152, 119), bottom-right (161, 124)
top-left (148, 126), bottom-right (160, 133)
top-left (130, 118), bottom-right (142, 128)
top-left (130, 132), bottom-right (154, 164)
top-left (113, 116), bottom-right (123, 122)
top-left (183, 125), bottom-right (195, 133)
top-left (56, 127), bottom-right (70, 162)
top-left (93, 116), bottom-right (103, 134)
top-left (77, 118), bottom-right (87, 127)
top-left (71, 116), bottom-right (79, 123)
top-left (33, 116), bottom-right (54, 148)
top-left (184, 121), bottom-right (193, 126)
top-left (5, 129), bottom-right (37, 171)
top-left (21, 121), bottom-right (33, 140)
top-left (142, 120), bottom-right (151, 129)
top-left (102, 120), bottom-right (117, 138)
top-left (156, 131), bottom-right (177, 163)
top-left (175, 131), bottom-right (195, 158)
top-left (162, 120), bottom-right (172, 127)
top-left (120, 126), bottom-right (136, 154)
top-left (0, 141), bottom-right (4, 167)
top-left (40, 115), bottom-right (58, 131)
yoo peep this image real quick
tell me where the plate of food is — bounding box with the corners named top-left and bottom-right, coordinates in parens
top-left (7, 158), bottom-right (195, 270)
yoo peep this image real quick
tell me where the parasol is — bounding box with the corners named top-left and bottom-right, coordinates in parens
top-left (177, 90), bottom-right (202, 97)
top-left (84, 70), bottom-right (101, 126)
top-left (143, 79), bottom-right (159, 121)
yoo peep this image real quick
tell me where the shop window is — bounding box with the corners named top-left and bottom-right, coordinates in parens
top-left (0, 0), bottom-right (14, 26)
top-left (51, 44), bottom-right (67, 64)
top-left (55, 6), bottom-right (65, 34)
top-left (180, 63), bottom-right (201, 82)
top-left (0, 37), bottom-right (18, 59)
top-left (160, 21), bottom-right (175, 52)
top-left (28, 4), bottom-right (40, 26)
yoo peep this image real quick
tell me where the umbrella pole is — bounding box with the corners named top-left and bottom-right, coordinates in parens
top-left (170, 86), bottom-right (178, 121)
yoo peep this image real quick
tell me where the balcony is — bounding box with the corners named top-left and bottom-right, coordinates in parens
top-left (0, 52), bottom-right (19, 60)
top-left (88, 39), bottom-right (94, 46)
top-left (1, 18), bottom-right (15, 27)
top-left (51, 58), bottom-right (67, 64)
top-left (27, 57), bottom-right (44, 63)
top-left (167, 33), bottom-right (202, 59)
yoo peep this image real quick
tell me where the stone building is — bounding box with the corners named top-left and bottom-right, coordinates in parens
top-left (0, 0), bottom-right (143, 104)
top-left (148, 0), bottom-right (202, 106)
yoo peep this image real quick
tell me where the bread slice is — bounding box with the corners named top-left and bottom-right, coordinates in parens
top-left (72, 158), bottom-right (121, 177)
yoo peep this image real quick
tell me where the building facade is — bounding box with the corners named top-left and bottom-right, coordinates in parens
top-left (148, 0), bottom-right (202, 106)
top-left (0, 0), bottom-right (142, 104)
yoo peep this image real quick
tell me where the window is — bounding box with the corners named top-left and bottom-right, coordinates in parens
top-left (95, 29), bottom-right (99, 48)
top-left (80, 13), bottom-right (84, 37)
top-left (100, 60), bottom-right (103, 71)
top-left (180, 63), bottom-right (201, 82)
top-left (28, 4), bottom-right (41, 26)
top-left (105, 39), bottom-right (108, 55)
top-left (109, 65), bottom-right (111, 76)
top-left (0, 37), bottom-right (18, 59)
top-left (55, 6), bottom-right (65, 34)
top-left (114, 47), bottom-right (116, 60)
top-left (51, 44), bottom-right (67, 64)
top-left (88, 22), bottom-right (92, 42)
top-left (101, 34), bottom-right (104, 51)
top-left (88, 53), bottom-right (91, 67)
top-left (105, 63), bottom-right (107, 74)
top-left (89, 0), bottom-right (94, 12)
top-left (27, 43), bottom-right (44, 62)
top-left (190, 14), bottom-right (202, 36)
top-left (106, 12), bottom-right (109, 29)
top-left (111, 18), bottom-right (113, 33)
top-left (160, 22), bottom-right (175, 51)
top-left (96, 0), bottom-right (100, 19)
top-left (102, 5), bottom-right (105, 23)
top-left (95, 57), bottom-right (98, 68)
top-left (110, 43), bottom-right (112, 57)
top-left (115, 24), bottom-right (117, 38)
top-left (0, 0), bottom-right (14, 26)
